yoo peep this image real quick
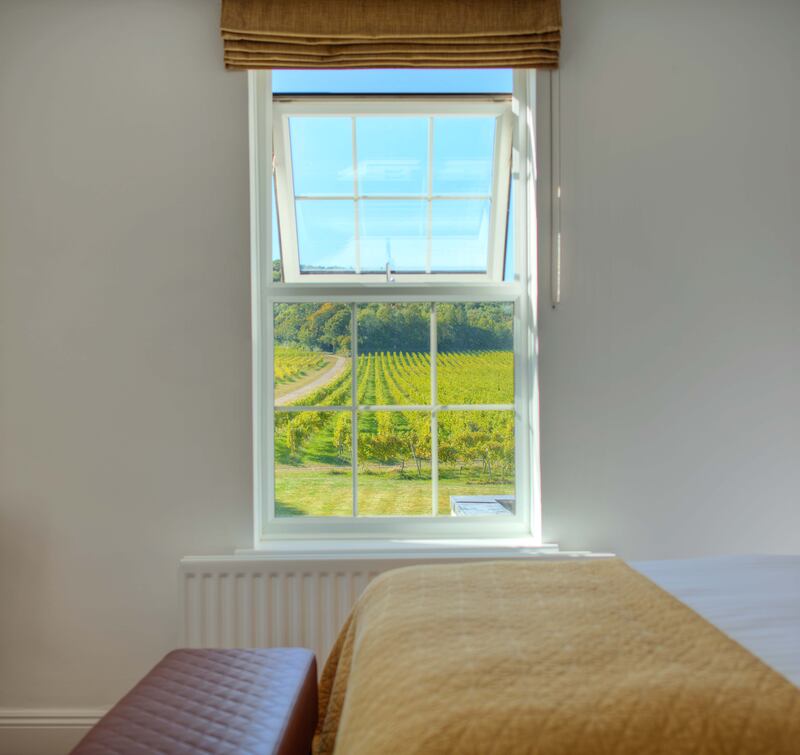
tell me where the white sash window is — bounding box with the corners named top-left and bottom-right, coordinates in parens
top-left (249, 70), bottom-right (545, 544)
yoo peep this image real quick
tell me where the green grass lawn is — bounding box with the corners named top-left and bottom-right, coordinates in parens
top-left (275, 466), bottom-right (514, 517)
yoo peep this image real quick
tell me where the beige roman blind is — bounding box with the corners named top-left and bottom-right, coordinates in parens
top-left (220, 0), bottom-right (561, 70)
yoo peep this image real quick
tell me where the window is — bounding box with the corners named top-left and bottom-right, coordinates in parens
top-left (273, 100), bottom-right (512, 282)
top-left (251, 69), bottom-right (540, 542)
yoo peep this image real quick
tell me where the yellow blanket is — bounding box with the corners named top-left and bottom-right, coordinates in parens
top-left (315, 559), bottom-right (799, 755)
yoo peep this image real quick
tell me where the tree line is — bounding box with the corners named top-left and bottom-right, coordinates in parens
top-left (274, 302), bottom-right (513, 354)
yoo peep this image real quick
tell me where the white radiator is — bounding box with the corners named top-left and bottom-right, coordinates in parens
top-left (179, 547), bottom-right (574, 667)
top-left (179, 557), bottom-right (414, 666)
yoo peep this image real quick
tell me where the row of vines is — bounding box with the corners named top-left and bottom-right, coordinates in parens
top-left (275, 350), bottom-right (515, 481)
top-left (273, 346), bottom-right (328, 386)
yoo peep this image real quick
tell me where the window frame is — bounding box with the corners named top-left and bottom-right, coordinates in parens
top-left (249, 70), bottom-right (545, 546)
top-left (272, 96), bottom-right (514, 283)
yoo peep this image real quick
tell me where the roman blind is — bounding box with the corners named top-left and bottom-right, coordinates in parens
top-left (220, 0), bottom-right (561, 70)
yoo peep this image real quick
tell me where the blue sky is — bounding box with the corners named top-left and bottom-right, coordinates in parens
top-left (272, 69), bottom-right (512, 94)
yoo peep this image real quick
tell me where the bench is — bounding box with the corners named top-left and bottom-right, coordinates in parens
top-left (71, 648), bottom-right (317, 754)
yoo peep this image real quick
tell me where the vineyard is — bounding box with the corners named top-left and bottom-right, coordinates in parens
top-left (274, 347), bottom-right (327, 385)
top-left (274, 349), bottom-right (515, 517)
top-left (273, 346), bottom-right (339, 401)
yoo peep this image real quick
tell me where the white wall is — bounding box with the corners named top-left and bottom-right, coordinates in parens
top-left (539, 0), bottom-right (800, 555)
top-left (0, 0), bottom-right (798, 751)
top-left (0, 0), bottom-right (252, 750)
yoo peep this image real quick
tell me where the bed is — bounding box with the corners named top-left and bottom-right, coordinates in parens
top-left (631, 555), bottom-right (800, 688)
top-left (314, 555), bottom-right (800, 754)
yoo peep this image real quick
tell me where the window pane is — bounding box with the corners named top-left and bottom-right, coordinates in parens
top-left (275, 411), bottom-right (352, 517)
top-left (437, 410), bottom-right (515, 516)
top-left (430, 199), bottom-right (490, 272)
top-left (357, 303), bottom-right (430, 405)
top-left (273, 303), bottom-right (352, 406)
top-left (359, 200), bottom-right (427, 273)
top-left (273, 69), bottom-right (513, 95)
top-left (357, 118), bottom-right (428, 196)
top-left (436, 303), bottom-right (514, 404)
top-left (357, 411), bottom-right (432, 516)
top-left (432, 117), bottom-right (496, 195)
top-left (289, 117), bottom-right (353, 196)
top-left (269, 301), bottom-right (519, 521)
top-left (296, 199), bottom-right (356, 273)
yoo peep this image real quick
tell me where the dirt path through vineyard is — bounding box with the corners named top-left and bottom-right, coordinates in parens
top-left (275, 355), bottom-right (348, 406)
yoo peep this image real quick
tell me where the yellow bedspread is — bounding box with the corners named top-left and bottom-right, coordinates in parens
top-left (315, 559), bottom-right (799, 755)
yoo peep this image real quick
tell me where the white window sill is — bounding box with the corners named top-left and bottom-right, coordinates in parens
top-left (191, 539), bottom-right (609, 562)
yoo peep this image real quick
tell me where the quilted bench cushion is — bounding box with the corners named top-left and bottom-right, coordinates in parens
top-left (71, 648), bottom-right (317, 755)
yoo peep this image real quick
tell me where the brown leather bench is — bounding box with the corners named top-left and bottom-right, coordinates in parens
top-left (71, 648), bottom-right (317, 754)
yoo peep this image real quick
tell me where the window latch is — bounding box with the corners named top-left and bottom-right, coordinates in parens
top-left (385, 261), bottom-right (396, 283)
